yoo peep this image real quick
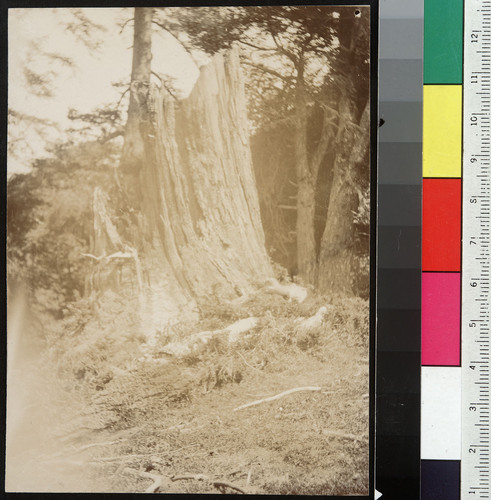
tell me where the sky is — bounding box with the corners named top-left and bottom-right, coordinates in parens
top-left (8, 8), bottom-right (202, 175)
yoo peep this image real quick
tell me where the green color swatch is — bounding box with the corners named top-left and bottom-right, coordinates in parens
top-left (424, 0), bottom-right (463, 84)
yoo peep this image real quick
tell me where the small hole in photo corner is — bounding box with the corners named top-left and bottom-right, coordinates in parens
top-left (355, 9), bottom-right (361, 17)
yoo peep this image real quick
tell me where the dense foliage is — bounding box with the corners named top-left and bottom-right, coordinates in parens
top-left (7, 141), bottom-right (120, 316)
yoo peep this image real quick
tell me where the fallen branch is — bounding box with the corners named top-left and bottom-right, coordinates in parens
top-left (233, 386), bottom-right (321, 411)
top-left (213, 481), bottom-right (247, 494)
top-left (263, 278), bottom-right (308, 303)
top-left (226, 317), bottom-right (258, 343)
top-left (145, 475), bottom-right (163, 494)
top-left (172, 474), bottom-right (210, 482)
top-left (171, 474), bottom-right (246, 494)
top-left (161, 317), bottom-right (258, 358)
top-left (322, 429), bottom-right (369, 442)
top-left (295, 306), bottom-right (329, 332)
top-left (123, 467), bottom-right (163, 493)
top-left (81, 251), bottom-right (134, 261)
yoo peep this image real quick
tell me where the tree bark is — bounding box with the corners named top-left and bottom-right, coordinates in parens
top-left (90, 33), bottom-right (272, 335)
top-left (296, 177), bottom-right (317, 284)
top-left (316, 10), bottom-right (370, 296)
top-left (138, 46), bottom-right (272, 299)
top-left (317, 99), bottom-right (369, 295)
top-left (294, 66), bottom-right (319, 285)
top-left (93, 43), bottom-right (272, 302)
top-left (120, 7), bottom-right (153, 210)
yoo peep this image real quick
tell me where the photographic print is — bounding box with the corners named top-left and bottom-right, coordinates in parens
top-left (6, 4), bottom-right (373, 494)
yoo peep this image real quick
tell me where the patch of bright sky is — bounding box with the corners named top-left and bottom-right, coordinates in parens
top-left (8, 8), bottom-right (201, 175)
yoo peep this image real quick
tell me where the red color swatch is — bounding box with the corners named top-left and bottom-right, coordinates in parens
top-left (422, 272), bottom-right (461, 366)
top-left (422, 178), bottom-right (461, 271)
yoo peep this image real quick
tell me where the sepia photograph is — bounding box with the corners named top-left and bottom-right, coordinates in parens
top-left (6, 5), bottom-right (373, 495)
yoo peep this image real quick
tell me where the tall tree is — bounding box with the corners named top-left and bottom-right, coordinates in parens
top-left (318, 10), bottom-right (370, 294)
top-left (121, 7), bottom-right (153, 186)
top-left (175, 6), bottom-right (370, 291)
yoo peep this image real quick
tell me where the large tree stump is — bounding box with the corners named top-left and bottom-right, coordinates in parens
top-left (89, 47), bottom-right (272, 337)
top-left (138, 46), bottom-right (272, 300)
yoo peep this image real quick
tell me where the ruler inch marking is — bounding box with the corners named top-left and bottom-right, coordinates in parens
top-left (462, 1), bottom-right (491, 499)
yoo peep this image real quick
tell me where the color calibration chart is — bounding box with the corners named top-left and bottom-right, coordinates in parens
top-left (422, 0), bottom-right (490, 499)
top-left (376, 0), bottom-right (422, 497)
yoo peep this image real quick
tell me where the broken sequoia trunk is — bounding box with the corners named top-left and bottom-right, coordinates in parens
top-left (89, 47), bottom-right (272, 331)
top-left (140, 46), bottom-right (272, 298)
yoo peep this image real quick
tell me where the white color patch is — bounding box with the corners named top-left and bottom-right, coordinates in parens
top-left (421, 366), bottom-right (462, 459)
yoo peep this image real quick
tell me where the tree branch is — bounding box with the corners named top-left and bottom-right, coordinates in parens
top-left (150, 70), bottom-right (162, 83)
top-left (151, 20), bottom-right (199, 67)
top-left (119, 17), bottom-right (134, 35)
top-left (238, 39), bottom-right (276, 52)
top-left (241, 60), bottom-right (293, 83)
top-left (99, 128), bottom-right (124, 144)
top-left (116, 86), bottom-right (131, 109)
top-left (267, 14), bottom-right (299, 66)
top-left (300, 32), bottom-right (314, 57)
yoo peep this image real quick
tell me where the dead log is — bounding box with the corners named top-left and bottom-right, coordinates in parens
top-left (294, 306), bottom-right (331, 332)
top-left (157, 317), bottom-right (258, 359)
top-left (262, 278), bottom-right (308, 303)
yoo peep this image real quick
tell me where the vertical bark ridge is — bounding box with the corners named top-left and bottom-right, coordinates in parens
top-left (140, 46), bottom-right (272, 299)
top-left (318, 100), bottom-right (369, 295)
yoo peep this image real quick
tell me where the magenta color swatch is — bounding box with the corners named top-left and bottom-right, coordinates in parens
top-left (422, 272), bottom-right (461, 366)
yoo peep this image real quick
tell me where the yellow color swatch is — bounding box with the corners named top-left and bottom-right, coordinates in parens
top-left (423, 85), bottom-right (462, 177)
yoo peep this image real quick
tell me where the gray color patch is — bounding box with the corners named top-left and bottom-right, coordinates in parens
top-left (379, 102), bottom-right (423, 143)
top-left (379, 59), bottom-right (423, 102)
top-left (379, 0), bottom-right (424, 19)
top-left (377, 310), bottom-right (421, 352)
top-left (379, 19), bottom-right (423, 59)
top-left (378, 142), bottom-right (422, 185)
top-left (377, 184), bottom-right (421, 226)
top-left (378, 226), bottom-right (421, 269)
top-left (377, 269), bottom-right (421, 310)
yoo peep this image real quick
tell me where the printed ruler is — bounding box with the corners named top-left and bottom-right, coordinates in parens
top-left (462, 0), bottom-right (491, 498)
